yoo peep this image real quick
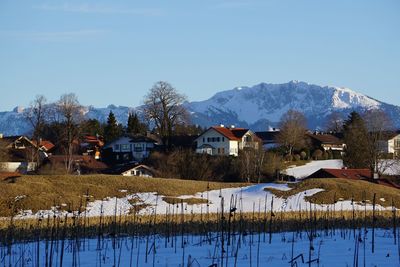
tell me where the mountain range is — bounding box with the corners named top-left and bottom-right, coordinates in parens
top-left (1, 81), bottom-right (399, 136)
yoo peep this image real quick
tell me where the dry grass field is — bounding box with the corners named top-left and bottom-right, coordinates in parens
top-left (266, 178), bottom-right (400, 208)
top-left (0, 174), bottom-right (248, 217)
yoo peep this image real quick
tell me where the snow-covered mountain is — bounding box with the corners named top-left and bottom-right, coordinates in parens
top-left (1, 81), bottom-right (399, 136)
top-left (187, 81), bottom-right (400, 130)
top-left (0, 105), bottom-right (137, 136)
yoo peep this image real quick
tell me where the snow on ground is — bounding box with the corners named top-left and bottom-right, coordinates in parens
top-left (3, 229), bottom-right (398, 267)
top-left (14, 180), bottom-right (390, 220)
top-left (12, 159), bottom-right (399, 220)
top-left (283, 159), bottom-right (344, 179)
top-left (283, 159), bottom-right (400, 178)
top-left (380, 159), bottom-right (400, 176)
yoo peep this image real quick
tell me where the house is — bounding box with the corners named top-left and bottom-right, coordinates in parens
top-left (195, 125), bottom-right (261, 156)
top-left (378, 131), bottom-right (400, 158)
top-left (130, 136), bottom-right (158, 160)
top-left (102, 135), bottom-right (157, 164)
top-left (80, 135), bottom-right (104, 159)
top-left (307, 167), bottom-right (400, 189)
top-left (307, 168), bottom-right (372, 180)
top-left (31, 139), bottom-right (55, 156)
top-left (120, 164), bottom-right (156, 177)
top-left (3, 135), bottom-right (54, 156)
top-left (0, 135), bottom-right (54, 173)
top-left (306, 132), bottom-right (345, 153)
top-left (255, 128), bottom-right (280, 150)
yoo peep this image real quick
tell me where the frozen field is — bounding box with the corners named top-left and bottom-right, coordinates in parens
top-left (15, 181), bottom-right (390, 220)
top-left (2, 228), bottom-right (399, 267)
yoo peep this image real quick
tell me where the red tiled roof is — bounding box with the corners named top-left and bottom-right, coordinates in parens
top-left (320, 168), bottom-right (372, 180)
top-left (231, 128), bottom-right (249, 139)
top-left (211, 127), bottom-right (241, 141)
top-left (40, 140), bottom-right (55, 151)
top-left (83, 135), bottom-right (104, 147)
top-left (31, 140), bottom-right (55, 151)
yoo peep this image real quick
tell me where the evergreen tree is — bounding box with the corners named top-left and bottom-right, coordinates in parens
top-left (104, 111), bottom-right (123, 142)
top-left (80, 119), bottom-right (104, 136)
top-left (126, 112), bottom-right (147, 136)
top-left (343, 111), bottom-right (370, 169)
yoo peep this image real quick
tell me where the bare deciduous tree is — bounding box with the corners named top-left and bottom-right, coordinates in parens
top-left (143, 81), bottom-right (188, 149)
top-left (363, 109), bottom-right (395, 175)
top-left (276, 110), bottom-right (307, 157)
top-left (56, 93), bottom-right (83, 173)
top-left (24, 95), bottom-right (49, 168)
top-left (239, 147), bottom-right (266, 183)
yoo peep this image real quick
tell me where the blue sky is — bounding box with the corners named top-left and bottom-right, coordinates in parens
top-left (0, 0), bottom-right (399, 111)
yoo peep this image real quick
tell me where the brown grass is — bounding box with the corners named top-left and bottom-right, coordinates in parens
top-left (266, 178), bottom-right (400, 208)
top-left (0, 174), bottom-right (248, 217)
top-left (162, 197), bottom-right (208, 205)
top-left (0, 209), bottom-right (395, 232)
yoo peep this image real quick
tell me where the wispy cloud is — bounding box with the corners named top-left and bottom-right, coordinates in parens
top-left (35, 3), bottom-right (164, 16)
top-left (0, 29), bottom-right (106, 42)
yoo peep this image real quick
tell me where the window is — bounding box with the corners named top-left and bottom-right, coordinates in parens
top-left (203, 137), bottom-right (205, 142)
top-left (121, 144), bottom-right (130, 151)
top-left (134, 147), bottom-right (143, 152)
top-left (207, 137), bottom-right (210, 142)
top-left (114, 144), bottom-right (120, 151)
top-left (222, 137), bottom-right (225, 142)
top-left (395, 139), bottom-right (400, 148)
top-left (217, 137), bottom-right (220, 142)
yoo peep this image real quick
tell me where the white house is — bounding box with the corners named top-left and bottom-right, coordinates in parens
top-left (121, 164), bottom-right (155, 177)
top-left (195, 126), bottom-right (261, 157)
top-left (103, 135), bottom-right (157, 162)
top-left (378, 132), bottom-right (400, 157)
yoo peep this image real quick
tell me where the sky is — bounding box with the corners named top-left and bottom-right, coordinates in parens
top-left (0, 0), bottom-right (399, 111)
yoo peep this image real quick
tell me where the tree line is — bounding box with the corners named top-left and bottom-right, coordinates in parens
top-left (1, 80), bottom-right (398, 180)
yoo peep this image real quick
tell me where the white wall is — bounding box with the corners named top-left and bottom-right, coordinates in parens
top-left (196, 128), bottom-right (238, 156)
top-left (0, 162), bottom-right (37, 173)
top-left (104, 137), bottom-right (132, 152)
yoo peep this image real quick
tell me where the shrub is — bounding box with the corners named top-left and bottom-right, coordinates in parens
top-left (312, 149), bottom-right (323, 160)
top-left (293, 154), bottom-right (301, 161)
top-left (284, 154), bottom-right (293, 162)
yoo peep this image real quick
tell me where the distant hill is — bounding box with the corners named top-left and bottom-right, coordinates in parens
top-left (1, 81), bottom-right (400, 136)
top-left (186, 80), bottom-right (400, 130)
